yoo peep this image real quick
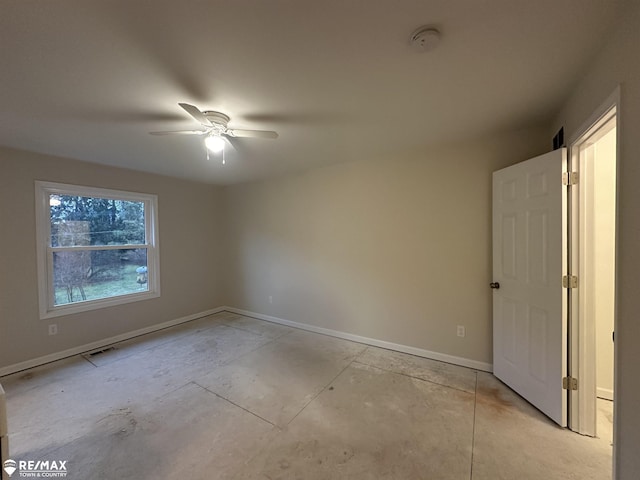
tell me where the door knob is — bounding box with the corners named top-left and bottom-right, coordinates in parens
top-left (490, 282), bottom-right (500, 289)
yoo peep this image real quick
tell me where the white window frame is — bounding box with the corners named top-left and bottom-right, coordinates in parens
top-left (35, 181), bottom-right (160, 319)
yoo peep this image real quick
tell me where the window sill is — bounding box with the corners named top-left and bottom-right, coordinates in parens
top-left (40, 290), bottom-right (160, 319)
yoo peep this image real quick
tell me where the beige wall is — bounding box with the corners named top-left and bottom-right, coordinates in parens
top-left (552, 1), bottom-right (640, 477)
top-left (0, 147), bottom-right (225, 369)
top-left (223, 129), bottom-right (547, 366)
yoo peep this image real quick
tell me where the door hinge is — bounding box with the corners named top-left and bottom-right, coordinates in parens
top-left (562, 275), bottom-right (578, 288)
top-left (563, 376), bottom-right (578, 390)
top-left (563, 172), bottom-right (579, 185)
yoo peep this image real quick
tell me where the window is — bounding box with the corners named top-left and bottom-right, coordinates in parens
top-left (35, 181), bottom-right (160, 319)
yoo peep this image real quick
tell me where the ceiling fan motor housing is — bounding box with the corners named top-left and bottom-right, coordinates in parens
top-left (203, 111), bottom-right (230, 127)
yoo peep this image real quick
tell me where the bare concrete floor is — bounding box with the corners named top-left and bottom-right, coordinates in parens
top-left (1, 312), bottom-right (612, 479)
top-left (597, 398), bottom-right (614, 446)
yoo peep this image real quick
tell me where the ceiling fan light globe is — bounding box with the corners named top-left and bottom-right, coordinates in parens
top-left (205, 135), bottom-right (225, 153)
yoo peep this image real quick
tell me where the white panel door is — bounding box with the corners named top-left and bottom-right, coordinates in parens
top-left (492, 149), bottom-right (567, 426)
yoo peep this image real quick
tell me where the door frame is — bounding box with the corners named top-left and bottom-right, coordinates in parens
top-left (566, 87), bottom-right (619, 448)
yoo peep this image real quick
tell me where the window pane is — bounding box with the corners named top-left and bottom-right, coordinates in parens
top-left (53, 248), bottom-right (148, 306)
top-left (49, 195), bottom-right (146, 247)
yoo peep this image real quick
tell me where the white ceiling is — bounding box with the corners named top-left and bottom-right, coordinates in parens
top-left (0, 1), bottom-right (623, 185)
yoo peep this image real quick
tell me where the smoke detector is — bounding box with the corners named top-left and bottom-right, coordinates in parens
top-left (409, 26), bottom-right (441, 52)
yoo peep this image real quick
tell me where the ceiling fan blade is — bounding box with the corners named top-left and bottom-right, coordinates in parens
top-left (178, 103), bottom-right (213, 127)
top-left (229, 128), bottom-right (278, 139)
top-left (149, 130), bottom-right (206, 136)
top-left (224, 136), bottom-right (239, 152)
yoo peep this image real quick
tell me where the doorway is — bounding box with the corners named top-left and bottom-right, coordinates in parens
top-left (491, 94), bottom-right (618, 476)
top-left (569, 102), bottom-right (617, 448)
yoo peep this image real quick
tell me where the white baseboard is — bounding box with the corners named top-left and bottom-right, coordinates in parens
top-left (224, 307), bottom-right (493, 372)
top-left (597, 387), bottom-right (614, 401)
top-left (0, 307), bottom-right (225, 377)
top-left (0, 306), bottom-right (493, 377)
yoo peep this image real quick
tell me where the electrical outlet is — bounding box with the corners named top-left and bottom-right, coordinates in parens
top-left (268, 295), bottom-right (273, 304)
top-left (457, 325), bottom-right (465, 338)
top-left (48, 324), bottom-right (58, 336)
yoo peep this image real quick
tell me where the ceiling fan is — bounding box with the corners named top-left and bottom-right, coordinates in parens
top-left (150, 103), bottom-right (278, 162)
